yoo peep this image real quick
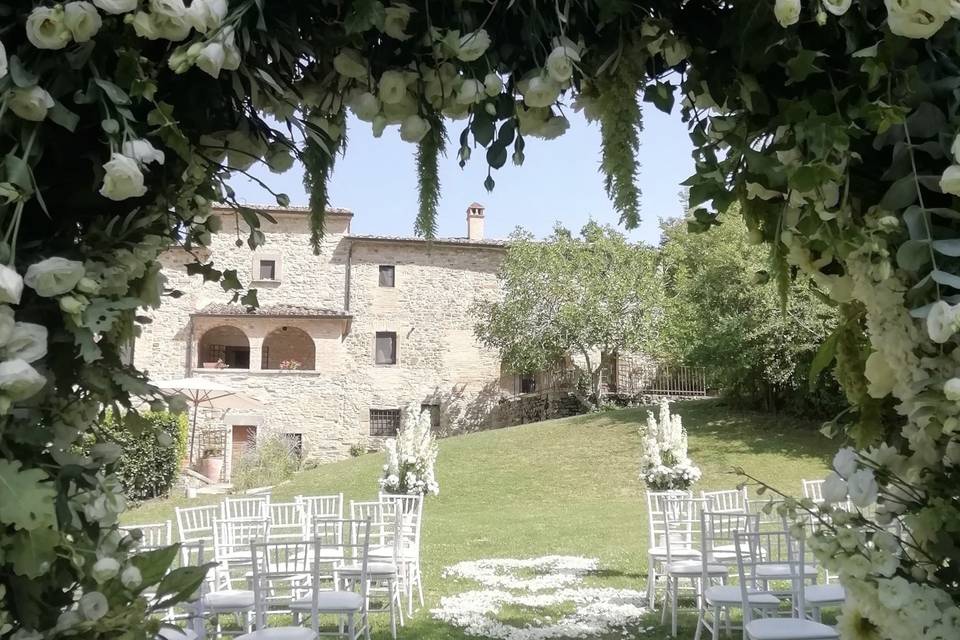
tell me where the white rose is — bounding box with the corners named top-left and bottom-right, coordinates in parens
top-left (130, 11), bottom-right (159, 38)
top-left (264, 143), bottom-right (294, 174)
top-left (25, 257), bottom-right (85, 297)
top-left (864, 351), bottom-right (896, 398)
top-left (529, 115), bottom-right (569, 140)
top-left (399, 114), bottom-right (431, 143)
top-left (774, 0), bottom-right (802, 26)
top-left (927, 300), bottom-right (960, 343)
top-left (349, 92), bottom-right (381, 122)
top-left (378, 70), bottom-right (408, 105)
top-left (99, 153), bottom-right (147, 201)
top-left (0, 307), bottom-right (14, 347)
top-left (121, 139), bottom-right (165, 166)
top-left (483, 73), bottom-right (502, 97)
top-left (885, 0), bottom-right (949, 38)
top-left (55, 611), bottom-right (82, 633)
top-left (0, 359), bottom-right (46, 401)
top-left (383, 2), bottom-right (413, 41)
top-left (186, 0), bottom-right (226, 33)
top-left (93, 0), bottom-right (137, 13)
top-left (945, 377), bottom-right (960, 401)
top-left (4, 323), bottom-right (47, 363)
top-left (225, 130), bottom-right (266, 171)
top-left (121, 565), bottom-right (142, 589)
top-left (8, 86), bottom-right (55, 122)
top-left (79, 591), bottom-right (109, 621)
top-left (151, 0), bottom-right (187, 19)
top-left (940, 164), bottom-right (960, 196)
top-left (455, 79), bottom-right (484, 105)
top-left (821, 471), bottom-right (849, 504)
top-left (220, 28), bottom-right (240, 71)
top-left (91, 557), bottom-right (121, 583)
top-left (846, 468), bottom-right (878, 507)
top-left (333, 48), bottom-right (368, 79)
top-left (372, 115), bottom-right (387, 138)
top-left (0, 266), bottom-right (23, 305)
top-left (64, 2), bottom-right (102, 43)
top-left (877, 576), bottom-right (913, 609)
top-left (545, 45), bottom-right (579, 83)
top-left (456, 29), bottom-right (490, 62)
top-left (383, 92), bottom-right (417, 123)
top-left (154, 14), bottom-right (191, 41)
top-left (0, 40), bottom-right (7, 79)
top-left (196, 41), bottom-right (225, 77)
top-left (822, 0), bottom-right (852, 15)
top-left (26, 6), bottom-right (72, 50)
top-left (520, 75), bottom-right (561, 108)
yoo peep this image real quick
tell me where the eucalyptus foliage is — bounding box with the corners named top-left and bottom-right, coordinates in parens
top-left (473, 222), bottom-right (663, 405)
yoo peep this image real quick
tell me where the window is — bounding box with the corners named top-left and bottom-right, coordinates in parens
top-left (378, 265), bottom-right (395, 287)
top-left (259, 259), bottom-right (276, 280)
top-left (260, 346), bottom-right (270, 370)
top-left (420, 404), bottom-right (440, 431)
top-left (520, 374), bottom-right (537, 394)
top-left (369, 409), bottom-right (400, 437)
top-left (205, 344), bottom-right (250, 368)
top-left (375, 331), bottom-right (397, 365)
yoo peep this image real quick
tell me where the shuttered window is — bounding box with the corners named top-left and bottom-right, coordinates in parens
top-left (375, 332), bottom-right (397, 365)
top-left (378, 265), bottom-right (395, 287)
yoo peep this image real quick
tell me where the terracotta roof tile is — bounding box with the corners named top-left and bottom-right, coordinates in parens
top-left (211, 204), bottom-right (353, 216)
top-left (346, 234), bottom-right (507, 248)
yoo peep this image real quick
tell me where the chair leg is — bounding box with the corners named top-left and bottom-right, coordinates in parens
top-left (660, 576), bottom-right (669, 625)
top-left (647, 555), bottom-right (657, 610)
top-left (416, 563), bottom-right (424, 607)
top-left (671, 578), bottom-right (679, 637)
top-left (347, 613), bottom-right (356, 640)
top-left (694, 606), bottom-right (705, 640)
top-left (713, 606), bottom-right (721, 640)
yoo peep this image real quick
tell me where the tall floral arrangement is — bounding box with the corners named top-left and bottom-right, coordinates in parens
top-left (379, 405), bottom-right (439, 496)
top-left (639, 399), bottom-right (701, 491)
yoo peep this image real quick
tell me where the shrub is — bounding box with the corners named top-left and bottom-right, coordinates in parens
top-left (98, 411), bottom-right (188, 502)
top-left (232, 433), bottom-right (302, 491)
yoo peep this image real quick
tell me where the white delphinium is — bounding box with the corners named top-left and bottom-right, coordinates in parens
top-left (639, 399), bottom-right (701, 490)
top-left (378, 404), bottom-right (439, 496)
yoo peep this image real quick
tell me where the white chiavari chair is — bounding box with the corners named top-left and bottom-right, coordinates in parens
top-left (785, 516), bottom-right (845, 622)
top-left (645, 490), bottom-right (699, 608)
top-left (378, 493), bottom-right (424, 616)
top-left (734, 531), bottom-right (838, 640)
top-left (694, 512), bottom-right (779, 640)
top-left (343, 501), bottom-right (402, 639)
top-left (177, 505), bottom-right (220, 544)
top-left (660, 496), bottom-right (728, 636)
top-left (223, 495), bottom-right (271, 521)
top-left (268, 502), bottom-right (307, 543)
top-left (295, 494), bottom-right (343, 529)
top-left (123, 521), bottom-right (173, 547)
top-left (801, 479), bottom-right (824, 504)
top-left (701, 488), bottom-right (749, 514)
top-left (213, 517), bottom-right (270, 590)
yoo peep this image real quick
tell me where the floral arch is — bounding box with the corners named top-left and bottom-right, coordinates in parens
top-left (0, 0), bottom-right (958, 638)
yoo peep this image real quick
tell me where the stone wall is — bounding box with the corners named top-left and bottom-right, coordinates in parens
top-left (492, 391), bottom-right (588, 428)
top-left (135, 208), bottom-right (510, 473)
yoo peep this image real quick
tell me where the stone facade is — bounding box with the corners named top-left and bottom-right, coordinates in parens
top-left (134, 204), bottom-right (511, 474)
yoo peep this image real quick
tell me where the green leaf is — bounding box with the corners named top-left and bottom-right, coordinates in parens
top-left (132, 544), bottom-right (180, 589)
top-left (486, 144), bottom-right (508, 170)
top-left (496, 120), bottom-right (516, 147)
top-left (0, 460), bottom-right (56, 531)
top-left (472, 115), bottom-right (496, 148)
top-left (8, 528), bottom-right (59, 578)
top-left (154, 566), bottom-right (211, 607)
top-left (48, 101), bottom-right (80, 132)
top-left (643, 81), bottom-right (675, 113)
top-left (94, 79), bottom-right (131, 105)
top-left (932, 239), bottom-right (960, 256)
top-left (343, 0), bottom-right (385, 33)
top-left (903, 206), bottom-right (929, 240)
top-left (896, 239), bottom-right (931, 271)
top-left (785, 50), bottom-right (823, 84)
top-left (880, 175), bottom-right (917, 211)
top-left (9, 56), bottom-right (38, 88)
top-left (931, 269), bottom-right (960, 290)
top-left (906, 103), bottom-right (945, 139)
top-left (4, 153), bottom-right (31, 192)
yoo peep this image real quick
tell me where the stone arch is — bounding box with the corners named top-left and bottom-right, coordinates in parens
top-left (261, 326), bottom-right (316, 370)
top-left (198, 325), bottom-right (250, 369)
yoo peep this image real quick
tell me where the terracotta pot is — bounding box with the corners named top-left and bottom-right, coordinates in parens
top-left (202, 362), bottom-right (220, 369)
top-left (198, 456), bottom-right (224, 481)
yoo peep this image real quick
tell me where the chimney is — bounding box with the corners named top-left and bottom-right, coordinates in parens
top-left (466, 202), bottom-right (485, 241)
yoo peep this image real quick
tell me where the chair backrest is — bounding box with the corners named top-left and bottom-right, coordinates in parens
top-left (213, 517), bottom-right (270, 559)
top-left (662, 495), bottom-right (706, 563)
top-left (222, 495), bottom-right (271, 520)
top-left (747, 498), bottom-right (789, 531)
top-left (309, 518), bottom-right (372, 632)
top-left (295, 494), bottom-right (343, 521)
top-left (645, 490), bottom-right (693, 548)
top-left (734, 530), bottom-right (801, 625)
top-left (249, 539), bottom-right (316, 629)
top-left (268, 502), bottom-right (306, 542)
top-left (700, 488), bottom-right (748, 513)
top-left (122, 521), bottom-right (173, 547)
top-left (379, 493), bottom-right (424, 557)
top-left (700, 511), bottom-right (758, 563)
top-left (351, 500), bottom-right (400, 559)
top-left (176, 505), bottom-right (219, 543)
top-left (801, 479), bottom-right (824, 503)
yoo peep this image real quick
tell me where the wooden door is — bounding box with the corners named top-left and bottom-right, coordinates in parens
top-left (231, 425), bottom-right (257, 473)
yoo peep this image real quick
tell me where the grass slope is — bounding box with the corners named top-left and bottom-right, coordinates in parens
top-left (126, 400), bottom-right (836, 639)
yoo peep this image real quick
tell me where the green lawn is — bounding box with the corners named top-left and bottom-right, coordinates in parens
top-left (125, 399), bottom-right (836, 640)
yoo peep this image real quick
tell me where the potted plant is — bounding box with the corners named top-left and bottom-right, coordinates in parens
top-left (279, 359), bottom-right (302, 370)
top-left (198, 447), bottom-right (224, 481)
top-left (203, 358), bottom-right (228, 369)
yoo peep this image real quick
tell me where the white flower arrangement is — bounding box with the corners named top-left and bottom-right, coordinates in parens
top-left (378, 404), bottom-right (439, 496)
top-left (639, 399), bottom-right (701, 491)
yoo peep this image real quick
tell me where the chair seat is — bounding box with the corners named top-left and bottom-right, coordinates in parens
top-left (649, 546), bottom-right (701, 558)
top-left (746, 618), bottom-right (838, 640)
top-left (157, 628), bottom-right (198, 640)
top-left (236, 627), bottom-right (317, 640)
top-left (805, 584), bottom-right (845, 605)
top-left (666, 560), bottom-right (728, 576)
top-left (291, 591), bottom-right (363, 612)
top-left (203, 590), bottom-right (255, 609)
top-left (338, 562), bottom-right (397, 575)
top-left (217, 550), bottom-right (252, 562)
top-left (755, 564), bottom-right (818, 578)
top-left (704, 585), bottom-right (781, 606)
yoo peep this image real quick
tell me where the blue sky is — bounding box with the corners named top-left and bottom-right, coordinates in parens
top-left (231, 105), bottom-right (693, 246)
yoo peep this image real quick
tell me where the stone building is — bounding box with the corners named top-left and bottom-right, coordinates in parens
top-left (134, 202), bottom-right (513, 476)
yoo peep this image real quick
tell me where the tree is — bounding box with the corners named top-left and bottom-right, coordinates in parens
top-left (657, 216), bottom-right (844, 415)
top-left (474, 222), bottom-right (663, 404)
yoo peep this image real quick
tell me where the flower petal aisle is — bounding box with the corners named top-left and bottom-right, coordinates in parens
top-left (431, 556), bottom-right (650, 639)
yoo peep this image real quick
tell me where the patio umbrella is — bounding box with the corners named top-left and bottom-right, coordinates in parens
top-left (153, 377), bottom-right (263, 463)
